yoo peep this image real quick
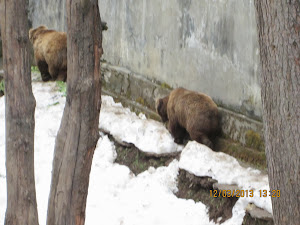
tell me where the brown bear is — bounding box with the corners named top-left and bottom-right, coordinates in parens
top-left (156, 87), bottom-right (220, 148)
top-left (29, 25), bottom-right (67, 82)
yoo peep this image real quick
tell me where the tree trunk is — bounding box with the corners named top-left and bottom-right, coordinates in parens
top-left (46, 0), bottom-right (102, 224)
top-left (254, 1), bottom-right (300, 224)
top-left (1, 0), bottom-right (39, 225)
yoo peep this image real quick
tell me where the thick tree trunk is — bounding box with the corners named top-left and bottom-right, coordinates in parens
top-left (1, 0), bottom-right (39, 225)
top-left (46, 0), bottom-right (102, 224)
top-left (254, 1), bottom-right (300, 224)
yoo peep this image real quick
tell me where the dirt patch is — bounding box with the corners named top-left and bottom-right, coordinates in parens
top-left (104, 132), bottom-right (272, 224)
top-left (176, 170), bottom-right (273, 225)
top-left (108, 132), bottom-right (238, 223)
top-left (106, 134), bottom-right (180, 175)
top-left (176, 169), bottom-right (238, 223)
top-left (245, 130), bottom-right (265, 152)
top-left (214, 138), bottom-right (267, 171)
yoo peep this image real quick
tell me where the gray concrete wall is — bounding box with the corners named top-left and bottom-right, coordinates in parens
top-left (27, 0), bottom-right (262, 120)
top-left (29, 0), bottom-right (67, 32)
top-left (98, 0), bottom-right (262, 120)
top-left (22, 0), bottom-right (265, 146)
top-left (101, 62), bottom-right (264, 146)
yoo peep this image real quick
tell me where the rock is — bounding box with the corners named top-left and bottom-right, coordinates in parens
top-left (246, 204), bottom-right (273, 221)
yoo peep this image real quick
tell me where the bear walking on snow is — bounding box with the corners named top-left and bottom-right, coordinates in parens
top-left (29, 25), bottom-right (67, 82)
top-left (156, 88), bottom-right (220, 149)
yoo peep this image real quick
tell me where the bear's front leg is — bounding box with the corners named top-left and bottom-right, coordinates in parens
top-left (168, 120), bottom-right (186, 144)
top-left (37, 61), bottom-right (51, 82)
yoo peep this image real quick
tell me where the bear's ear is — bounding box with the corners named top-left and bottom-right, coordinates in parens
top-left (38, 25), bottom-right (48, 30)
top-left (156, 98), bottom-right (169, 122)
top-left (29, 28), bottom-right (37, 43)
top-left (29, 26), bottom-right (47, 43)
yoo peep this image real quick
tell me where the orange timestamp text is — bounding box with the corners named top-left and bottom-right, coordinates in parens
top-left (210, 189), bottom-right (280, 198)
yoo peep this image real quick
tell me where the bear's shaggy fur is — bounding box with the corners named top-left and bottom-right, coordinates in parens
top-left (29, 25), bottom-right (67, 82)
top-left (156, 88), bottom-right (220, 148)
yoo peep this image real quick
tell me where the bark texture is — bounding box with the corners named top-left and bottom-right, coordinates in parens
top-left (46, 0), bottom-right (102, 224)
top-left (254, 1), bottom-right (300, 224)
top-left (1, 0), bottom-right (39, 225)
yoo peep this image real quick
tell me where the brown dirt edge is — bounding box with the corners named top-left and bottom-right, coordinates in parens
top-left (100, 129), bottom-right (180, 175)
top-left (176, 169), bottom-right (238, 224)
top-left (177, 169), bottom-right (274, 225)
top-left (101, 130), bottom-right (236, 223)
top-left (214, 138), bottom-right (267, 172)
top-left (99, 129), bottom-right (273, 224)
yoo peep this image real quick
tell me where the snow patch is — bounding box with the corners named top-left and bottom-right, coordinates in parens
top-left (0, 82), bottom-right (212, 225)
top-left (0, 81), bottom-right (272, 225)
top-left (100, 96), bottom-right (183, 154)
top-left (87, 135), bottom-right (215, 225)
top-left (179, 141), bottom-right (272, 214)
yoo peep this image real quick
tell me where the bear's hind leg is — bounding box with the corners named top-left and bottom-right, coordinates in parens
top-left (37, 61), bottom-right (51, 81)
top-left (57, 69), bottom-right (67, 82)
top-left (189, 131), bottom-right (213, 149)
top-left (48, 65), bottom-right (59, 81)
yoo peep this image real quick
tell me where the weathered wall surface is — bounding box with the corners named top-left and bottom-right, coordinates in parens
top-left (27, 0), bottom-right (261, 120)
top-left (28, 0), bottom-right (66, 32)
top-left (98, 0), bottom-right (262, 120)
top-left (25, 0), bottom-right (264, 145)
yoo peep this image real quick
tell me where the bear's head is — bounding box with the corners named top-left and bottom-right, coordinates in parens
top-left (156, 96), bottom-right (169, 122)
top-left (29, 25), bottom-right (47, 44)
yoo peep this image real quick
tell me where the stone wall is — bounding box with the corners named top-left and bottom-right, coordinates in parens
top-left (28, 0), bottom-right (67, 32)
top-left (101, 62), bottom-right (264, 147)
top-left (99, 0), bottom-right (262, 121)
top-left (26, 0), bottom-right (264, 145)
top-left (27, 0), bottom-right (261, 119)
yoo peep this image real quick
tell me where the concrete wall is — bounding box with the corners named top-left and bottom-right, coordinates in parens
top-left (26, 0), bottom-right (262, 119)
top-left (27, 0), bottom-right (262, 120)
top-left (24, 0), bottom-right (265, 145)
top-left (27, 0), bottom-right (261, 120)
top-left (98, 0), bottom-right (262, 120)
top-left (29, 0), bottom-right (67, 32)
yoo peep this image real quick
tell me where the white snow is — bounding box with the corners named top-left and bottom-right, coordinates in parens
top-left (179, 142), bottom-right (272, 214)
top-left (0, 81), bottom-right (272, 225)
top-left (87, 135), bottom-right (214, 225)
top-left (100, 96), bottom-right (183, 154)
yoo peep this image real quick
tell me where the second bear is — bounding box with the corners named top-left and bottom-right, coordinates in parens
top-left (29, 25), bottom-right (67, 82)
top-left (156, 87), bottom-right (220, 148)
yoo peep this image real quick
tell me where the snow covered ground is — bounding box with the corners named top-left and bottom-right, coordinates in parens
top-left (100, 96), bottom-right (183, 155)
top-left (0, 81), bottom-right (271, 225)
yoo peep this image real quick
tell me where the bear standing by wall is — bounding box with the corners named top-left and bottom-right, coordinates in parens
top-left (156, 88), bottom-right (220, 149)
top-left (29, 26), bottom-right (67, 82)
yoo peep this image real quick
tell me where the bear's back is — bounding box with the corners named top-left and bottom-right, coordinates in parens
top-left (169, 88), bottom-right (217, 113)
top-left (36, 30), bottom-right (67, 50)
top-left (168, 88), bottom-right (219, 132)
